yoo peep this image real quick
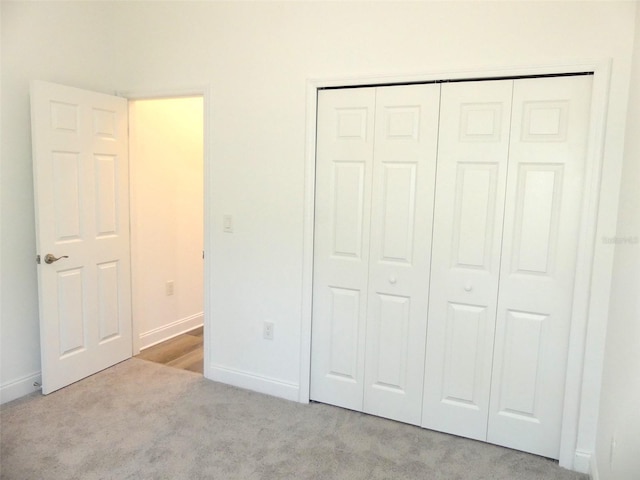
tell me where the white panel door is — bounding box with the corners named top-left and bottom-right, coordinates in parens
top-left (31, 81), bottom-right (132, 394)
top-left (363, 84), bottom-right (440, 425)
top-left (487, 75), bottom-right (592, 458)
top-left (310, 87), bottom-right (376, 411)
top-left (422, 80), bottom-right (513, 439)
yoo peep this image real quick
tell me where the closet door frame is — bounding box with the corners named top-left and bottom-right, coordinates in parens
top-left (301, 60), bottom-right (612, 473)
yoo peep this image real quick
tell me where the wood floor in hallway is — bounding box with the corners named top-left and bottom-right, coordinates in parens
top-left (135, 326), bottom-right (203, 374)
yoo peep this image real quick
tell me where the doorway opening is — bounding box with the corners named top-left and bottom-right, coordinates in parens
top-left (128, 96), bottom-right (205, 374)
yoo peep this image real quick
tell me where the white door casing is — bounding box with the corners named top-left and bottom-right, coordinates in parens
top-left (363, 84), bottom-right (439, 425)
top-left (311, 74), bottom-right (594, 460)
top-left (422, 79), bottom-right (514, 440)
top-left (31, 81), bottom-right (132, 395)
top-left (487, 75), bottom-right (593, 458)
top-left (303, 64), bottom-right (611, 473)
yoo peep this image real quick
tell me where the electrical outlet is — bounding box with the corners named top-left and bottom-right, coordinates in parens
top-left (166, 280), bottom-right (174, 296)
top-left (263, 321), bottom-right (274, 340)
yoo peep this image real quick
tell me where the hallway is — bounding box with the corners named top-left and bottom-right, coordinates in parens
top-left (135, 327), bottom-right (203, 374)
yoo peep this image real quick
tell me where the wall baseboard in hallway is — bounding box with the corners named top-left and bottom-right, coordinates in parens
top-left (139, 313), bottom-right (203, 350)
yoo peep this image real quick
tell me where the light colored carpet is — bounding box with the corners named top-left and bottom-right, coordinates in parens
top-left (0, 359), bottom-right (587, 480)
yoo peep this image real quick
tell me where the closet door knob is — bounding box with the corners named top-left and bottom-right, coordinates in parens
top-left (464, 283), bottom-right (473, 292)
top-left (389, 275), bottom-right (397, 285)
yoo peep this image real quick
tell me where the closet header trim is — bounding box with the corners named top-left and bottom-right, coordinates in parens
top-left (319, 72), bottom-right (594, 91)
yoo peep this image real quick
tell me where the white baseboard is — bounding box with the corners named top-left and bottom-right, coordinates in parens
top-left (208, 364), bottom-right (299, 402)
top-left (139, 312), bottom-right (203, 350)
top-left (0, 371), bottom-right (42, 405)
top-left (574, 450), bottom-right (592, 475)
top-left (590, 454), bottom-right (600, 480)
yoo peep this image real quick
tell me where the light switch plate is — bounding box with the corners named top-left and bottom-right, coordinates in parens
top-left (223, 214), bottom-right (233, 233)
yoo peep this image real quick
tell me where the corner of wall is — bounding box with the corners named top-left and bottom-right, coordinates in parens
top-left (592, 5), bottom-right (640, 480)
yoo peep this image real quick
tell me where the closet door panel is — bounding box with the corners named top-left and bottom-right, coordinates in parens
top-left (364, 84), bottom-right (440, 425)
top-left (422, 80), bottom-right (513, 439)
top-left (378, 163), bottom-right (417, 263)
top-left (488, 75), bottom-right (592, 459)
top-left (311, 88), bottom-right (376, 411)
top-left (371, 292), bottom-right (411, 388)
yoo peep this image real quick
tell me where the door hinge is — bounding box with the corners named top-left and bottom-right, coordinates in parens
top-left (202, 250), bottom-right (205, 259)
top-left (36, 254), bottom-right (41, 264)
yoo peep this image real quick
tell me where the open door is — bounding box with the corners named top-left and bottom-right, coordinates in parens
top-left (31, 81), bottom-right (132, 394)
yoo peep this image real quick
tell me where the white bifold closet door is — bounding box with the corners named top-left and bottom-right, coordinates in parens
top-left (421, 79), bottom-right (514, 441)
top-left (311, 84), bottom-right (440, 425)
top-left (487, 76), bottom-right (592, 457)
top-left (310, 87), bottom-right (375, 412)
top-left (422, 75), bottom-right (592, 459)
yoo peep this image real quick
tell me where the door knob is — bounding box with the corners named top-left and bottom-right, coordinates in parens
top-left (464, 283), bottom-right (473, 292)
top-left (389, 275), bottom-right (397, 284)
top-left (44, 253), bottom-right (69, 264)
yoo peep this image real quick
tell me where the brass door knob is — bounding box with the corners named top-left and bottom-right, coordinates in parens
top-left (44, 254), bottom-right (69, 264)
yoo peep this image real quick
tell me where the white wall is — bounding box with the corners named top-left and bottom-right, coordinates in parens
top-left (0, 1), bottom-right (118, 402)
top-left (0, 1), bottom-right (637, 472)
top-left (130, 98), bottom-right (204, 350)
top-left (111, 4), bottom-right (636, 468)
top-left (594, 5), bottom-right (640, 480)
